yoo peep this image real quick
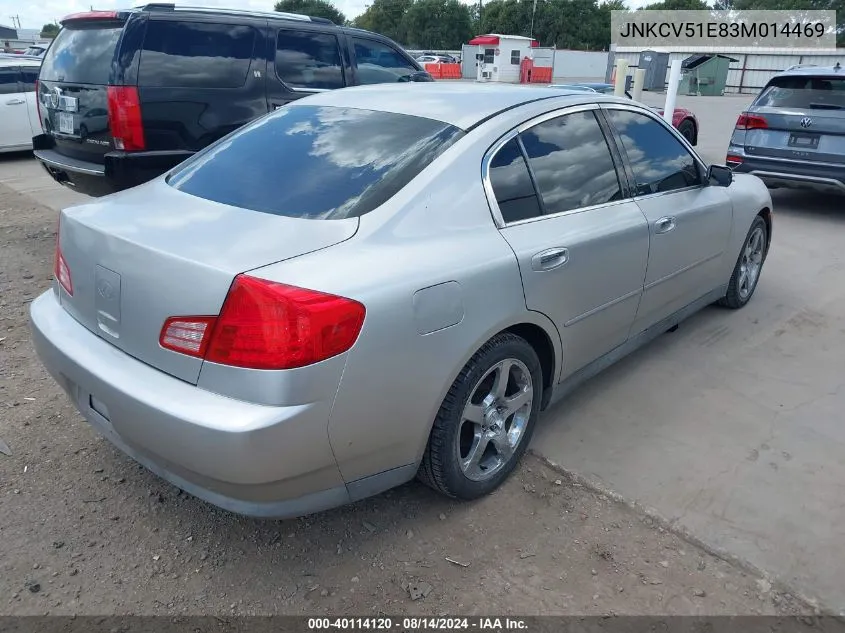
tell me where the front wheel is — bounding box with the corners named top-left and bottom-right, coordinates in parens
top-left (417, 333), bottom-right (543, 500)
top-left (720, 215), bottom-right (768, 309)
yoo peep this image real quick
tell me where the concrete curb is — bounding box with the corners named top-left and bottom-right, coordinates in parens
top-left (528, 448), bottom-right (837, 617)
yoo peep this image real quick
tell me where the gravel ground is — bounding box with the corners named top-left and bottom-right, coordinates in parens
top-left (0, 182), bottom-right (814, 616)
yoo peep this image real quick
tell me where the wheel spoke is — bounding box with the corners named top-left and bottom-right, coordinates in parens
top-left (490, 433), bottom-right (514, 461)
top-left (461, 433), bottom-right (489, 478)
top-left (463, 404), bottom-right (485, 424)
top-left (491, 360), bottom-right (512, 399)
top-left (503, 388), bottom-right (531, 416)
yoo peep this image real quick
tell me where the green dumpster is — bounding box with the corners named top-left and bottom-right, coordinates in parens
top-left (680, 54), bottom-right (738, 96)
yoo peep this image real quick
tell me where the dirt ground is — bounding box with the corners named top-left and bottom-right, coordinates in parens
top-left (0, 182), bottom-right (814, 616)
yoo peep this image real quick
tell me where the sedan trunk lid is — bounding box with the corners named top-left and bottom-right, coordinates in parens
top-left (56, 179), bottom-right (359, 384)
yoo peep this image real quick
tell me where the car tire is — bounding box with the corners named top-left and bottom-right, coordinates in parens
top-left (719, 215), bottom-right (768, 309)
top-left (417, 332), bottom-right (543, 500)
top-left (678, 119), bottom-right (695, 144)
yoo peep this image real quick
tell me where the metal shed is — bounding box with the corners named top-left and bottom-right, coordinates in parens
top-left (639, 50), bottom-right (670, 90)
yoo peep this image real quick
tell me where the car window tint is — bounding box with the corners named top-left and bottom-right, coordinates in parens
top-left (352, 38), bottom-right (417, 84)
top-left (167, 105), bottom-right (463, 219)
top-left (605, 109), bottom-right (701, 196)
top-left (520, 110), bottom-right (622, 214)
top-left (488, 137), bottom-right (542, 223)
top-left (39, 24), bottom-right (121, 84)
top-left (276, 30), bottom-right (344, 90)
top-left (139, 21), bottom-right (256, 89)
top-left (754, 75), bottom-right (845, 110)
top-left (21, 67), bottom-right (38, 92)
top-left (0, 68), bottom-right (18, 95)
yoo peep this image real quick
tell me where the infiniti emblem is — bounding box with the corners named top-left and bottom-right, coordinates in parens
top-left (800, 117), bottom-right (813, 128)
top-left (97, 279), bottom-right (114, 300)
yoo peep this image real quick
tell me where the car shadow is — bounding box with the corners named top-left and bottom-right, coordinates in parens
top-left (769, 189), bottom-right (845, 223)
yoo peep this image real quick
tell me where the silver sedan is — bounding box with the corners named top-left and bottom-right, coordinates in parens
top-left (30, 83), bottom-right (773, 518)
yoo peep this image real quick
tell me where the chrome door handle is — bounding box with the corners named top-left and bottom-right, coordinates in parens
top-left (531, 247), bottom-right (569, 271)
top-left (655, 216), bottom-right (676, 234)
top-left (5, 99), bottom-right (25, 105)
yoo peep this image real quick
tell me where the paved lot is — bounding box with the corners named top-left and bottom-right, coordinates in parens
top-left (0, 91), bottom-right (843, 615)
top-left (536, 92), bottom-right (845, 613)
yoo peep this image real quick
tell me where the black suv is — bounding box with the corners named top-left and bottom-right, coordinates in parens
top-left (33, 3), bottom-right (431, 197)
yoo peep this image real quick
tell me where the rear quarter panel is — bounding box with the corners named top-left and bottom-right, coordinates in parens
top-left (248, 108), bottom-right (566, 483)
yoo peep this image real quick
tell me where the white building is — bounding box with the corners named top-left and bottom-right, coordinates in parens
top-left (465, 34), bottom-right (539, 82)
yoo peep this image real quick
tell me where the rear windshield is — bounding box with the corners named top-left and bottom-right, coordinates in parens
top-left (167, 105), bottom-right (464, 219)
top-left (754, 75), bottom-right (845, 110)
top-left (39, 23), bottom-right (122, 84)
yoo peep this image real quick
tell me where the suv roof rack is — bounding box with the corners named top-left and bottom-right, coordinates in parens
top-left (785, 63), bottom-right (818, 71)
top-left (136, 3), bottom-right (333, 24)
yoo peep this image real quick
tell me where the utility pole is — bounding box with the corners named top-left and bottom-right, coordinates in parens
top-left (10, 15), bottom-right (22, 29)
top-left (529, 0), bottom-right (537, 39)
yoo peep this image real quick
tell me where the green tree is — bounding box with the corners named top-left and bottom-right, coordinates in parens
top-left (275, 0), bottom-right (346, 24)
top-left (353, 0), bottom-right (415, 44)
top-left (640, 0), bottom-right (708, 9)
top-left (403, 0), bottom-right (474, 48)
top-left (40, 23), bottom-right (60, 38)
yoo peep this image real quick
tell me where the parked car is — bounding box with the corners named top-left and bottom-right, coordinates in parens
top-left (32, 4), bottom-right (431, 198)
top-left (0, 57), bottom-right (41, 153)
top-left (31, 84), bottom-right (772, 519)
top-left (23, 45), bottom-right (48, 58)
top-left (549, 83), bottom-right (699, 145)
top-left (726, 64), bottom-right (845, 194)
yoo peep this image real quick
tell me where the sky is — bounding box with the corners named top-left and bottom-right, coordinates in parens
top-left (0, 0), bottom-right (650, 34)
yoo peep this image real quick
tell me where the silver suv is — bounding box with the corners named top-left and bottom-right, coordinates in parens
top-left (726, 63), bottom-right (845, 194)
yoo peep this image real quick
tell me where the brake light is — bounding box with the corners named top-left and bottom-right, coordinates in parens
top-left (107, 86), bottom-right (145, 151)
top-left (735, 113), bottom-right (768, 130)
top-left (160, 276), bottom-right (366, 370)
top-left (61, 11), bottom-right (118, 24)
top-left (726, 154), bottom-right (744, 166)
top-left (35, 79), bottom-right (43, 132)
top-left (54, 223), bottom-right (73, 296)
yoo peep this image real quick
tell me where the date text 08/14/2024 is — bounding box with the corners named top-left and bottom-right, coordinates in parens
top-left (307, 617), bottom-right (529, 630)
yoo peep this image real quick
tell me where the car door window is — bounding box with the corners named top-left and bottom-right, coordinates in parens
top-left (275, 30), bottom-right (344, 90)
top-left (605, 109), bottom-right (701, 196)
top-left (352, 38), bottom-right (417, 84)
top-left (488, 137), bottom-right (543, 224)
top-left (139, 20), bottom-right (257, 89)
top-left (520, 110), bottom-right (623, 215)
top-left (0, 68), bottom-right (20, 95)
top-left (21, 68), bottom-right (38, 92)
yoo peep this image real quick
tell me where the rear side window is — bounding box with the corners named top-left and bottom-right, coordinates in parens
top-left (754, 75), bottom-right (845, 110)
top-left (139, 21), bottom-right (256, 89)
top-left (606, 109), bottom-right (701, 196)
top-left (352, 38), bottom-right (418, 84)
top-left (21, 68), bottom-right (38, 92)
top-left (276, 30), bottom-right (344, 90)
top-left (0, 68), bottom-right (18, 95)
top-left (520, 111), bottom-right (622, 214)
top-left (167, 105), bottom-right (464, 219)
top-left (39, 24), bottom-right (122, 84)
top-left (488, 137), bottom-right (542, 223)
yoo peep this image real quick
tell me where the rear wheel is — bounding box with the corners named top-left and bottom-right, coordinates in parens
top-left (720, 216), bottom-right (768, 309)
top-left (418, 333), bottom-right (543, 499)
top-left (678, 119), bottom-right (695, 144)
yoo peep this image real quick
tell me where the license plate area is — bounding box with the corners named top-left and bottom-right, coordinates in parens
top-left (788, 132), bottom-right (819, 149)
top-left (58, 112), bottom-right (74, 135)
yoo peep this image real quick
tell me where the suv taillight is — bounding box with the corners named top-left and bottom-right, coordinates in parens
top-left (54, 220), bottom-right (73, 296)
top-left (35, 79), bottom-right (43, 132)
top-left (735, 113), bottom-right (768, 130)
top-left (159, 276), bottom-right (366, 370)
top-left (107, 86), bottom-right (145, 151)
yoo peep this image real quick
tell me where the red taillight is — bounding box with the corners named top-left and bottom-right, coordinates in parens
top-left (107, 86), bottom-right (145, 151)
top-left (735, 113), bottom-right (768, 130)
top-left (726, 154), bottom-right (744, 166)
top-left (54, 222), bottom-right (73, 296)
top-left (160, 317), bottom-right (217, 358)
top-left (35, 79), bottom-right (43, 132)
top-left (160, 276), bottom-right (366, 370)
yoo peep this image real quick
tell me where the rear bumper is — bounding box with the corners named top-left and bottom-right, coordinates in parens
top-left (29, 290), bottom-right (351, 518)
top-left (33, 135), bottom-right (193, 197)
top-left (728, 148), bottom-right (845, 194)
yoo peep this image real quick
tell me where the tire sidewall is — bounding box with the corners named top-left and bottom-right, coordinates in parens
top-left (729, 215), bottom-right (768, 307)
top-left (439, 337), bottom-right (543, 500)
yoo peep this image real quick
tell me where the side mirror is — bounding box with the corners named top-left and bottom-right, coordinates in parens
top-left (708, 164), bottom-right (733, 187)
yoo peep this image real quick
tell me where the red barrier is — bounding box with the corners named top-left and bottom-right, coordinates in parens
top-left (529, 67), bottom-right (553, 83)
top-left (440, 63), bottom-right (462, 79)
top-left (424, 63), bottom-right (442, 79)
